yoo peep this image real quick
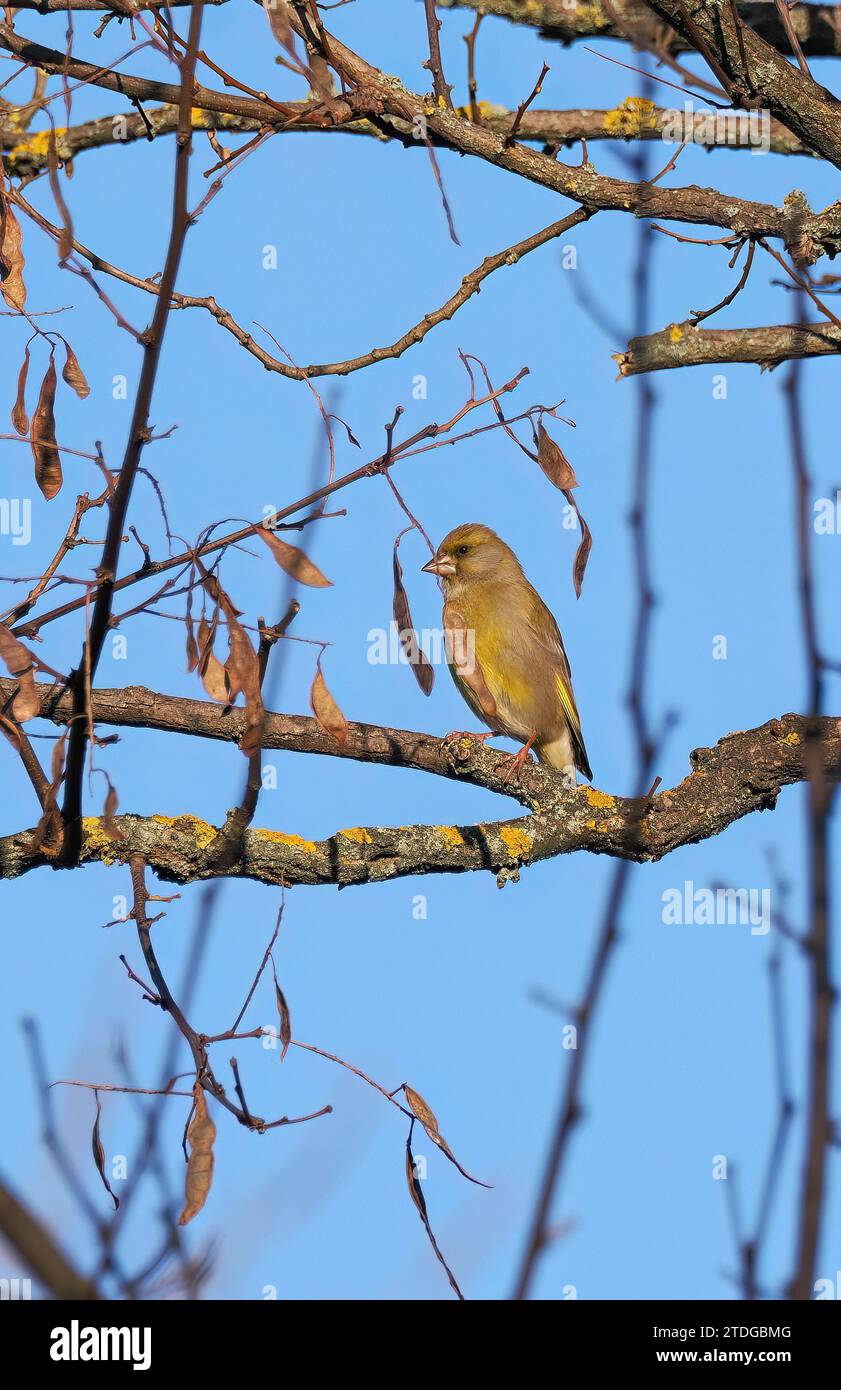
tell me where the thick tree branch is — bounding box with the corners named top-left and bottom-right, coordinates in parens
top-left (0, 683), bottom-right (838, 885)
top-left (0, 21), bottom-right (310, 125)
top-left (282, 9), bottom-right (841, 263)
top-left (1, 101), bottom-right (809, 180)
top-left (12, 0), bottom-right (224, 8)
top-left (0, 1174), bottom-right (102, 1299)
top-left (638, 0), bottom-right (841, 169)
top-left (3, 21), bottom-right (840, 259)
top-left (615, 319), bottom-right (841, 374)
top-left (437, 0), bottom-right (841, 59)
top-left (0, 677), bottom-right (543, 807)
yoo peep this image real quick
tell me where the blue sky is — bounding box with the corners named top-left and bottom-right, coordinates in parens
top-left (0, 1), bottom-right (838, 1300)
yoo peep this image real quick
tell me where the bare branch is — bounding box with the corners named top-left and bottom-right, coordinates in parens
top-left (0, 1173), bottom-right (102, 1299)
top-left (614, 320), bottom-right (841, 375)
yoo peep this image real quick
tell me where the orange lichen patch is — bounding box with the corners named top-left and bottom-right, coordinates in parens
top-left (585, 819), bottom-right (610, 833)
top-left (151, 814), bottom-right (217, 851)
top-left (783, 731), bottom-right (801, 746)
top-left (669, 323), bottom-right (684, 343)
top-left (499, 824), bottom-right (532, 860)
top-left (256, 829), bottom-right (318, 853)
top-left (436, 825), bottom-right (464, 850)
top-left (584, 786), bottom-right (615, 809)
top-left (339, 826), bottom-right (373, 845)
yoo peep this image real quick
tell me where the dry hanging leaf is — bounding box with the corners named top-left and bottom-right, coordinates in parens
top-left (47, 127), bottom-right (74, 263)
top-left (0, 623), bottom-right (40, 721)
top-left (29, 730), bottom-right (66, 857)
top-left (196, 615), bottom-right (229, 703)
top-left (404, 1084), bottom-right (491, 1188)
top-left (196, 613), bottom-right (214, 667)
top-left (225, 618), bottom-right (265, 756)
top-left (271, 962), bottom-right (292, 1062)
top-left (201, 649), bottom-right (229, 703)
top-left (31, 355), bottom-right (62, 501)
top-left (404, 1085), bottom-right (445, 1146)
top-left (179, 1083), bottom-right (216, 1226)
top-left (536, 424), bottom-right (592, 598)
top-left (12, 344), bottom-right (30, 436)
top-left (91, 1092), bottom-right (119, 1210)
top-left (393, 542), bottom-right (434, 696)
top-left (225, 619), bottom-right (259, 702)
top-left (185, 614), bottom-right (199, 672)
top-left (310, 664), bottom-right (347, 751)
top-left (405, 1137), bottom-right (429, 1221)
top-left (404, 1136), bottom-right (465, 1299)
top-left (61, 339), bottom-right (90, 400)
top-left (259, 526), bottom-right (332, 588)
top-left (571, 511), bottom-right (592, 599)
top-left (101, 777), bottom-right (124, 842)
top-left (536, 421), bottom-right (579, 491)
top-left (0, 185), bottom-right (26, 311)
top-left (193, 552), bottom-right (266, 753)
top-left (264, 0), bottom-right (294, 47)
top-left (185, 581), bottom-right (199, 671)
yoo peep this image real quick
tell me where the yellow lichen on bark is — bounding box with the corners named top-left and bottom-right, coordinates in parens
top-left (603, 97), bottom-right (657, 137)
top-left (584, 787), bottom-right (616, 809)
top-left (81, 818), bottom-right (120, 866)
top-left (256, 829), bottom-right (318, 853)
top-left (151, 814), bottom-right (218, 851)
top-left (339, 827), bottom-right (373, 845)
top-left (499, 824), bottom-right (532, 860)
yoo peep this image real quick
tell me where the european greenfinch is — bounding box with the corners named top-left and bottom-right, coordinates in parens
top-left (422, 523), bottom-right (591, 782)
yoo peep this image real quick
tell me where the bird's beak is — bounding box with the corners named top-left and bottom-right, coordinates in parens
top-left (422, 555), bottom-right (456, 577)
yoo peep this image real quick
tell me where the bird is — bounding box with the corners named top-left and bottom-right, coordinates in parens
top-left (421, 523), bottom-right (592, 783)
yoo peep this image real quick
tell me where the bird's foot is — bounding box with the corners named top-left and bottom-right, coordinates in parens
top-left (441, 730), bottom-right (495, 765)
top-left (494, 735), bottom-right (537, 784)
top-left (441, 730), bottom-right (494, 745)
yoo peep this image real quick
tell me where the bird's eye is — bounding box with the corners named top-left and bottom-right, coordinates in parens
top-left (456, 545), bottom-right (470, 556)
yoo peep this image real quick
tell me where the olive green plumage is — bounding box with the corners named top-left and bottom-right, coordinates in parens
top-left (423, 523), bottom-right (592, 781)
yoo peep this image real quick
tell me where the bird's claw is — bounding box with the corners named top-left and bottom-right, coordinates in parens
top-left (442, 730), bottom-right (494, 745)
top-left (441, 730), bottom-right (495, 765)
top-left (494, 736), bottom-right (538, 784)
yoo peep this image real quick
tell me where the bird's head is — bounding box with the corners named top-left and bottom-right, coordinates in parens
top-left (421, 523), bottom-right (522, 593)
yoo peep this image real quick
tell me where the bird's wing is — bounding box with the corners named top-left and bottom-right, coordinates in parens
top-left (443, 602), bottom-right (499, 726)
top-left (524, 597), bottom-right (592, 779)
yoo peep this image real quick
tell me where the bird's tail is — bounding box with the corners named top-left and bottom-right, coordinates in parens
top-left (536, 729), bottom-right (593, 784)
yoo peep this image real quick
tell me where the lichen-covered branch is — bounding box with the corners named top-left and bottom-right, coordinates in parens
top-left (615, 320), bottom-right (841, 374)
top-left (3, 21), bottom-right (840, 260)
top-left (0, 680), bottom-right (838, 887)
top-left (12, 0), bottom-right (224, 8)
top-left (282, 9), bottom-right (841, 263)
top-left (436, 0), bottom-right (841, 59)
top-left (0, 100), bottom-right (809, 181)
top-left (637, 0), bottom-right (841, 170)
